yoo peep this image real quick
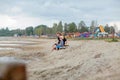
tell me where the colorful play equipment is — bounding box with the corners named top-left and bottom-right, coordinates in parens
top-left (117, 33), bottom-right (120, 37)
top-left (74, 32), bottom-right (91, 38)
top-left (66, 25), bottom-right (109, 38)
top-left (94, 25), bottom-right (108, 37)
top-left (80, 32), bottom-right (90, 38)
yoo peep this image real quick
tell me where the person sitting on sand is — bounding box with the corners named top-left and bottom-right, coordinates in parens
top-left (63, 35), bottom-right (67, 46)
top-left (56, 32), bottom-right (67, 46)
top-left (52, 36), bottom-right (64, 51)
top-left (52, 32), bottom-right (61, 51)
top-left (56, 32), bottom-right (62, 44)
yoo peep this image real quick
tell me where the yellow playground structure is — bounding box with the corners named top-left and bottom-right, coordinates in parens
top-left (99, 25), bottom-right (105, 32)
top-left (95, 25), bottom-right (108, 37)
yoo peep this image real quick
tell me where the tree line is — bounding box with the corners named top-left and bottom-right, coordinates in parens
top-left (0, 20), bottom-right (118, 36)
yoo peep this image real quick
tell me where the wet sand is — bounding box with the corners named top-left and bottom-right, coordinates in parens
top-left (0, 37), bottom-right (120, 80)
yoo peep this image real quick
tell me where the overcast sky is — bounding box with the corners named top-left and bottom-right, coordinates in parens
top-left (0, 0), bottom-right (120, 30)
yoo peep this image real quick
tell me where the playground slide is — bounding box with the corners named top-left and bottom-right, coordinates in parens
top-left (99, 25), bottom-right (105, 32)
top-left (95, 28), bottom-right (100, 33)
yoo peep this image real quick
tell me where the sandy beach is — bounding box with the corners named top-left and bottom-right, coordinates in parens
top-left (0, 37), bottom-right (120, 80)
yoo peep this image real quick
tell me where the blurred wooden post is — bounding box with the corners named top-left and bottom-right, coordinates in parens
top-left (0, 57), bottom-right (27, 80)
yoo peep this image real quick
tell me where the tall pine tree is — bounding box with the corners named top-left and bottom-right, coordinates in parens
top-left (57, 21), bottom-right (63, 32)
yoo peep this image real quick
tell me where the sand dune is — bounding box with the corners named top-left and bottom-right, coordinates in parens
top-left (0, 37), bottom-right (120, 80)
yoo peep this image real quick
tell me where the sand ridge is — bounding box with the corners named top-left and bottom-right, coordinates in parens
top-left (0, 37), bottom-right (120, 80)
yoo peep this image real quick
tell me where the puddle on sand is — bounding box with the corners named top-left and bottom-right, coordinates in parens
top-left (0, 40), bottom-right (38, 51)
top-left (0, 44), bottom-right (21, 46)
top-left (0, 41), bottom-right (37, 46)
top-left (0, 47), bottom-right (21, 51)
top-left (0, 41), bottom-right (36, 44)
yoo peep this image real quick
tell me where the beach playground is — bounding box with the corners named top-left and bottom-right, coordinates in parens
top-left (0, 37), bottom-right (120, 80)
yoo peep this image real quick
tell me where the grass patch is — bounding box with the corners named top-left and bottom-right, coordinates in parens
top-left (105, 38), bottom-right (119, 42)
top-left (71, 37), bottom-right (111, 40)
top-left (70, 37), bottom-right (120, 42)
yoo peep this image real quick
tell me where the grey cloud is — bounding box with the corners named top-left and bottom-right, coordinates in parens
top-left (0, 0), bottom-right (120, 25)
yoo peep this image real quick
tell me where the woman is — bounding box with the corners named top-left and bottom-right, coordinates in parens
top-left (52, 36), bottom-right (64, 51)
top-left (63, 35), bottom-right (67, 46)
top-left (56, 32), bottom-right (62, 44)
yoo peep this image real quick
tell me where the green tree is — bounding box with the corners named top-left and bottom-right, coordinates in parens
top-left (104, 24), bottom-right (110, 33)
top-left (110, 26), bottom-right (115, 40)
top-left (0, 27), bottom-right (14, 36)
top-left (52, 23), bottom-right (58, 34)
top-left (34, 27), bottom-right (42, 37)
top-left (57, 21), bottom-right (63, 32)
top-left (46, 27), bottom-right (53, 34)
top-left (80, 27), bottom-right (89, 33)
top-left (40, 25), bottom-right (47, 35)
top-left (64, 23), bottom-right (68, 33)
top-left (68, 22), bottom-right (77, 32)
top-left (25, 26), bottom-right (33, 36)
top-left (78, 21), bottom-right (88, 32)
top-left (90, 20), bottom-right (96, 33)
top-left (110, 26), bottom-right (115, 34)
top-left (34, 25), bottom-right (48, 37)
top-left (11, 29), bottom-right (25, 36)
